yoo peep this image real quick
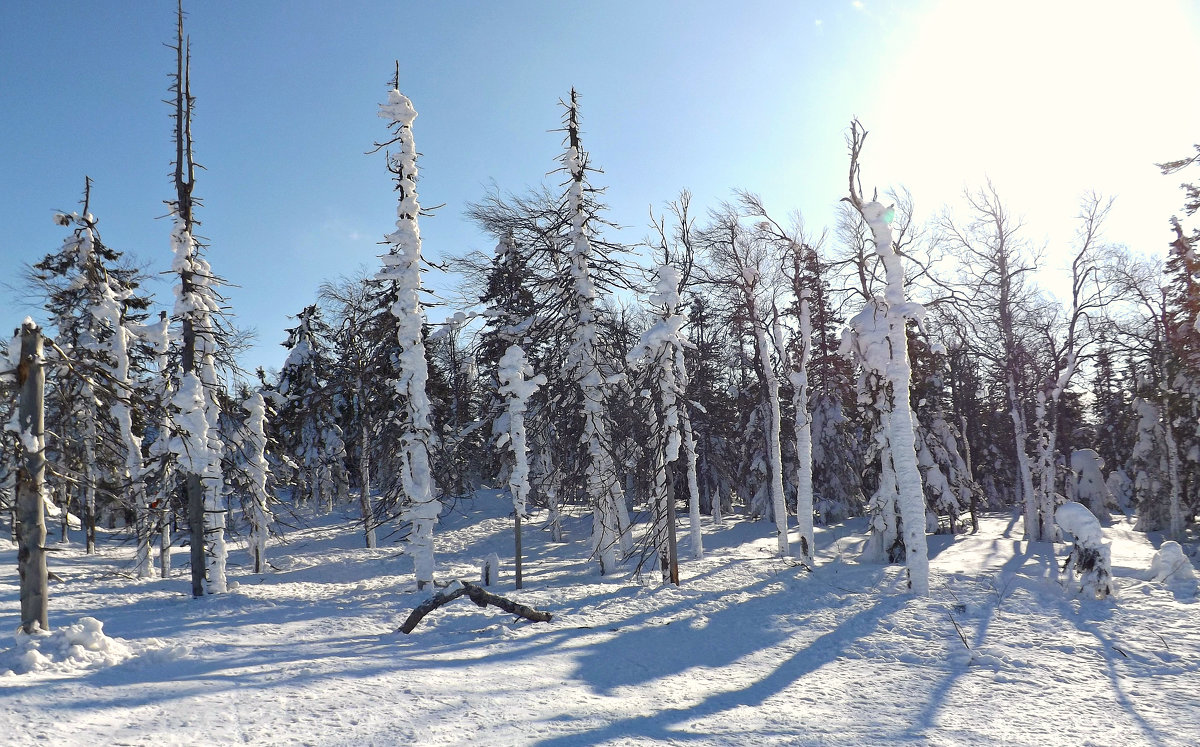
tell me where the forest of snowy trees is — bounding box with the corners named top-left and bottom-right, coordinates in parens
top-left (6, 11), bottom-right (1200, 622)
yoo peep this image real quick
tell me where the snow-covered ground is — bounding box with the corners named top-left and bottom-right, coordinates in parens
top-left (2, 495), bottom-right (1197, 746)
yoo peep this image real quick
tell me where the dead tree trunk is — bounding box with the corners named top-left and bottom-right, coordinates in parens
top-left (16, 321), bottom-right (49, 634)
top-left (398, 580), bottom-right (552, 634)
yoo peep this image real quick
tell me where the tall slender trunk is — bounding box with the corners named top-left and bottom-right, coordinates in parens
top-left (1164, 403), bottom-right (1184, 540)
top-left (357, 388), bottom-right (376, 549)
top-left (17, 323), bottom-right (49, 633)
top-left (81, 386), bottom-right (98, 554)
top-left (1010, 378), bottom-right (1039, 541)
top-left (679, 405), bottom-right (703, 560)
top-left (791, 291), bottom-right (814, 566)
top-left (753, 326), bottom-right (788, 556)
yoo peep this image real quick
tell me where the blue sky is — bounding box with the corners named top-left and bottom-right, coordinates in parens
top-left (2, 1), bottom-right (1198, 376)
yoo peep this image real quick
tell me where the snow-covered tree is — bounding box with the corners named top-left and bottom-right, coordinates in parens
top-left (165, 12), bottom-right (229, 596)
top-left (496, 345), bottom-right (544, 589)
top-left (1068, 449), bottom-right (1115, 523)
top-left (375, 78), bottom-right (440, 589)
top-left (1055, 501), bottom-right (1113, 600)
top-left (559, 90), bottom-right (632, 573)
top-left (273, 304), bottom-right (347, 512)
top-left (30, 183), bottom-right (154, 565)
top-left (241, 392), bottom-right (273, 573)
top-left (629, 262), bottom-right (699, 581)
top-left (698, 204), bottom-right (789, 556)
top-left (938, 183), bottom-right (1045, 541)
top-left (843, 121), bottom-right (929, 595)
top-left (319, 272), bottom-right (388, 549)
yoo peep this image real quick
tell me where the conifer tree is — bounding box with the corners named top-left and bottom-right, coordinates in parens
top-left (165, 7), bottom-right (230, 596)
top-left (375, 73), bottom-right (440, 589)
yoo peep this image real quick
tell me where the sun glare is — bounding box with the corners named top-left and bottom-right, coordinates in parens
top-left (871, 0), bottom-right (1199, 262)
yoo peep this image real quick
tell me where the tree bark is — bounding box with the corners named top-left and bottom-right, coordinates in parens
top-left (187, 473), bottom-right (205, 598)
top-left (398, 580), bottom-right (552, 634)
top-left (17, 322), bottom-right (49, 633)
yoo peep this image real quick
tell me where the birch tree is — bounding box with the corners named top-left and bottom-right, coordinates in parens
top-left (937, 183), bottom-right (1044, 541)
top-left (698, 205), bottom-right (789, 556)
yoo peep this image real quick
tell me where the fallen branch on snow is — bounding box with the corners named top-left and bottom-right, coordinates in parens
top-left (398, 580), bottom-right (553, 634)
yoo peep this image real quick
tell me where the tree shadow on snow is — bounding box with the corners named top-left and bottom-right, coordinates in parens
top-left (530, 589), bottom-right (906, 745)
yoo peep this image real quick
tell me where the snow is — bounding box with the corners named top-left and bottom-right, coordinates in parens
top-left (2, 504), bottom-right (1196, 745)
top-left (1, 617), bottom-right (135, 676)
top-left (1055, 501), bottom-right (1103, 546)
top-left (377, 86), bottom-right (440, 587)
top-left (1149, 541), bottom-right (1197, 587)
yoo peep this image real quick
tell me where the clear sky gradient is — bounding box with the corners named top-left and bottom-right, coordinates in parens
top-left (2, 1), bottom-right (1198, 376)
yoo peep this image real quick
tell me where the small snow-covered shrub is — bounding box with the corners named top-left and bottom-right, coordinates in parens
top-left (1149, 541), bottom-right (1197, 587)
top-left (1055, 501), bottom-right (1113, 600)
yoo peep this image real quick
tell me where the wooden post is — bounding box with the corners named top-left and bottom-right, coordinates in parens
top-left (16, 321), bottom-right (49, 633)
top-left (514, 513), bottom-right (523, 590)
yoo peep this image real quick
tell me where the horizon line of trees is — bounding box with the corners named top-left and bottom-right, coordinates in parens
top-left (4, 15), bottom-right (1200, 602)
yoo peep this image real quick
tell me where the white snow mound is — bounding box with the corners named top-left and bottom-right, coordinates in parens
top-left (1055, 501), bottom-right (1102, 546)
top-left (2, 617), bottom-right (133, 676)
top-left (1149, 541), bottom-right (1197, 586)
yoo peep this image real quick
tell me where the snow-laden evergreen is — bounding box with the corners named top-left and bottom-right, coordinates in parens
top-left (36, 201), bottom-right (153, 565)
top-left (561, 92), bottom-right (631, 574)
top-left (242, 392), bottom-right (273, 573)
top-left (167, 216), bottom-right (228, 594)
top-left (1055, 501), bottom-right (1113, 599)
top-left (496, 345), bottom-right (544, 517)
top-left (629, 263), bottom-right (703, 573)
top-left (1069, 448), bottom-right (1115, 523)
top-left (377, 86), bottom-right (440, 589)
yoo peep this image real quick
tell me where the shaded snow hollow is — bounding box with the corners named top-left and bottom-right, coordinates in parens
top-left (1, 497), bottom-right (1198, 746)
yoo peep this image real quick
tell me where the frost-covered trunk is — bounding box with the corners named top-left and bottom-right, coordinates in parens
top-left (378, 87), bottom-right (440, 589)
top-left (1009, 378), bottom-right (1039, 542)
top-left (107, 310), bottom-right (151, 577)
top-left (1163, 405), bottom-right (1184, 540)
top-left (1034, 394), bottom-right (1058, 541)
top-left (754, 325), bottom-right (788, 556)
top-left (16, 321), bottom-right (49, 633)
top-left (790, 289), bottom-right (815, 566)
top-left (679, 402), bottom-right (703, 560)
top-left (80, 385), bottom-right (98, 554)
top-left (149, 313), bottom-right (173, 580)
top-left (853, 202), bottom-right (928, 595)
top-left (862, 405), bottom-right (900, 562)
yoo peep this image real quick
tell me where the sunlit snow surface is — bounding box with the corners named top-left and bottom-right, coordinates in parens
top-left (2, 498), bottom-right (1197, 746)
